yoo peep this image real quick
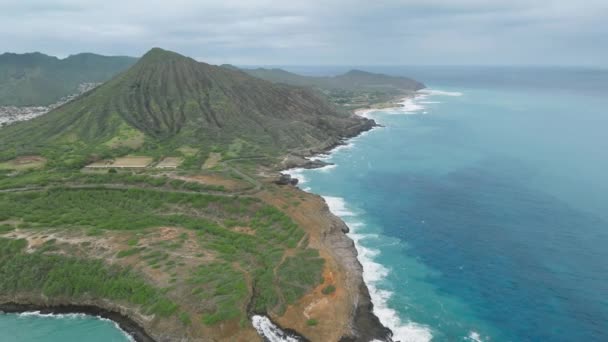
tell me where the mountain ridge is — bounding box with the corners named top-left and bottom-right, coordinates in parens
top-left (0, 51), bottom-right (136, 106)
top-left (235, 66), bottom-right (426, 91)
top-left (0, 48), bottom-right (374, 166)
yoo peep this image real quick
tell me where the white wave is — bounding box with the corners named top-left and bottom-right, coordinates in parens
top-left (311, 153), bottom-right (331, 162)
top-left (355, 107), bottom-right (381, 119)
top-left (98, 317), bottom-right (137, 342)
top-left (419, 89), bottom-right (463, 97)
top-left (466, 331), bottom-right (486, 342)
top-left (252, 315), bottom-right (301, 342)
top-left (322, 196), bottom-right (433, 342)
top-left (323, 196), bottom-right (357, 217)
top-left (283, 168), bottom-right (307, 185)
top-left (318, 164), bottom-right (337, 173)
top-left (398, 97), bottom-right (426, 113)
top-left (332, 142), bottom-right (355, 153)
top-left (18, 311), bottom-right (88, 319)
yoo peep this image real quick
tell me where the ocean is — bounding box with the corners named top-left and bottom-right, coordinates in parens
top-left (286, 66), bottom-right (608, 341)
top-left (2, 66), bottom-right (607, 341)
top-left (0, 312), bottom-right (132, 341)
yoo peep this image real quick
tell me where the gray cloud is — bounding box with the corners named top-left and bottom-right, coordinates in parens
top-left (0, 0), bottom-right (606, 66)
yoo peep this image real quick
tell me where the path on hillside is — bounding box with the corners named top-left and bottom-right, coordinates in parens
top-left (0, 156), bottom-right (280, 196)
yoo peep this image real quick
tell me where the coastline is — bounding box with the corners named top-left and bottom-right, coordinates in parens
top-left (0, 93), bottom-right (416, 342)
top-left (0, 303), bottom-right (153, 342)
top-left (281, 93), bottom-right (419, 341)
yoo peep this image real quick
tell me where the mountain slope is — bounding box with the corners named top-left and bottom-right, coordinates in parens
top-left (239, 67), bottom-right (426, 92)
top-left (0, 52), bottom-right (136, 106)
top-left (0, 48), bottom-right (373, 165)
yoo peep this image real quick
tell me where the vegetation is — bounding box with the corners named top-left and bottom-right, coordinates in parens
top-left (0, 48), bottom-right (370, 166)
top-left (322, 284), bottom-right (336, 295)
top-left (0, 47), bottom-right (401, 332)
top-left (306, 318), bottom-right (319, 326)
top-left (0, 187), bottom-right (325, 324)
top-left (0, 237), bottom-right (177, 316)
top-left (237, 67), bottom-right (425, 109)
top-left (0, 52), bottom-right (136, 106)
top-left (241, 67), bottom-right (424, 93)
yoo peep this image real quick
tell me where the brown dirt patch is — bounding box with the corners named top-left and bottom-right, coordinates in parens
top-left (232, 226), bottom-right (255, 235)
top-left (175, 174), bottom-right (248, 191)
top-left (0, 156), bottom-right (47, 170)
top-left (202, 152), bottom-right (222, 169)
top-left (86, 156), bottom-right (153, 169)
top-left (155, 157), bottom-right (183, 169)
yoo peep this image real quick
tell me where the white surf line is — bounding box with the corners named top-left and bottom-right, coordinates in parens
top-left (323, 197), bottom-right (433, 342)
top-left (251, 315), bottom-right (301, 342)
top-left (279, 90), bottom-right (449, 341)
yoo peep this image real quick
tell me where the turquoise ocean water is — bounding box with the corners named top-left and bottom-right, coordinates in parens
top-left (2, 66), bottom-right (607, 341)
top-left (286, 66), bottom-right (608, 341)
top-left (0, 312), bottom-right (131, 341)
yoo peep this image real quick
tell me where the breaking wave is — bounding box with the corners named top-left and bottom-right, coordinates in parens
top-left (323, 196), bottom-right (433, 342)
top-left (251, 315), bottom-right (301, 342)
top-left (419, 89), bottom-right (463, 97)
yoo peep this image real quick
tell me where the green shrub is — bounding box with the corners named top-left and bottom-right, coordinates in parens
top-left (322, 285), bottom-right (336, 295)
top-left (179, 312), bottom-right (191, 326)
top-left (306, 319), bottom-right (318, 326)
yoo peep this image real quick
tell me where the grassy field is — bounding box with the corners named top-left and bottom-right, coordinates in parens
top-left (0, 237), bottom-right (178, 316)
top-left (0, 187), bottom-right (324, 325)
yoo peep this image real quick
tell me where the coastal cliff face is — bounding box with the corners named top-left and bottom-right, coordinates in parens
top-left (321, 197), bottom-right (393, 341)
top-left (259, 184), bottom-right (392, 342)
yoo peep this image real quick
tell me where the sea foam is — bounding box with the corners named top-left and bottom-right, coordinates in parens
top-left (17, 311), bottom-right (88, 319)
top-left (283, 168), bottom-right (307, 185)
top-left (251, 315), bottom-right (300, 342)
top-left (323, 196), bottom-right (433, 342)
top-left (419, 89), bottom-right (463, 97)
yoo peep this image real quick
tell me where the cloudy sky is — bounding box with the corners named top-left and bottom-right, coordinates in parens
top-left (2, 0), bottom-right (607, 66)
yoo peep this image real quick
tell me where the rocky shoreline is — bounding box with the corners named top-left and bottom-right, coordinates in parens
top-left (323, 204), bottom-right (393, 342)
top-left (280, 112), bottom-right (396, 342)
top-left (279, 94), bottom-right (420, 341)
top-left (0, 302), bottom-right (153, 342)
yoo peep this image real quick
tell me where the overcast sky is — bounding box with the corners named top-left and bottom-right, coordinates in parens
top-left (2, 0), bottom-right (607, 66)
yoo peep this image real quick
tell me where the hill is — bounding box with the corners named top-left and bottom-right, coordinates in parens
top-left (0, 48), bottom-right (390, 341)
top-left (235, 66), bottom-right (425, 110)
top-left (0, 48), bottom-right (373, 167)
top-left (241, 67), bottom-right (425, 92)
top-left (0, 52), bottom-right (136, 106)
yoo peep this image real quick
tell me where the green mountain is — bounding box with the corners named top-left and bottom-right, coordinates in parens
top-left (0, 48), bottom-right (373, 166)
top-left (237, 66), bottom-right (426, 92)
top-left (0, 52), bottom-right (136, 106)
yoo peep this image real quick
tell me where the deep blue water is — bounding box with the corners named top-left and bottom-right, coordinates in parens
top-left (287, 66), bottom-right (608, 341)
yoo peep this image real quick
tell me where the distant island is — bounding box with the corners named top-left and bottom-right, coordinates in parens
top-left (0, 48), bottom-right (423, 341)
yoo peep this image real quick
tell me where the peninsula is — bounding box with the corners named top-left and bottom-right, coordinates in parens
top-left (0, 48), bottom-right (423, 341)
